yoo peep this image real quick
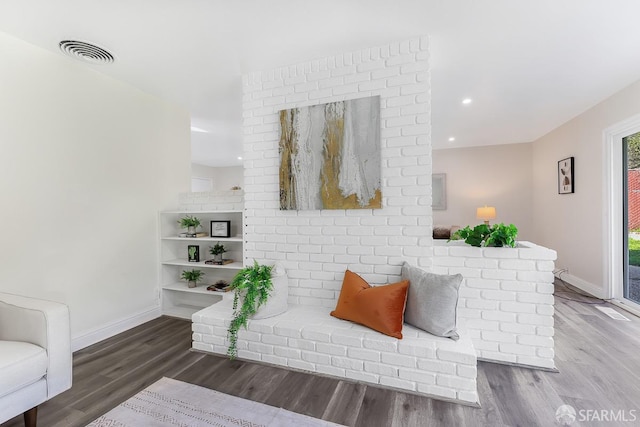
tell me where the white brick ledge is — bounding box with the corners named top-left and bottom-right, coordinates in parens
top-left (192, 303), bottom-right (479, 406)
top-left (178, 190), bottom-right (244, 211)
top-left (433, 240), bottom-right (557, 370)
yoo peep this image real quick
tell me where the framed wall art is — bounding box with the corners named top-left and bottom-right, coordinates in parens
top-left (558, 157), bottom-right (574, 194)
top-left (187, 245), bottom-right (200, 263)
top-left (279, 95), bottom-right (381, 210)
top-left (210, 220), bottom-right (231, 238)
top-left (432, 173), bottom-right (447, 210)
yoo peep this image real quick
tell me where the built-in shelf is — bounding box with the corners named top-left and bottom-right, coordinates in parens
top-left (162, 282), bottom-right (232, 297)
top-left (159, 209), bottom-right (243, 319)
top-left (162, 209), bottom-right (243, 215)
top-left (162, 259), bottom-right (243, 270)
top-left (161, 237), bottom-right (243, 243)
top-left (163, 304), bottom-right (216, 319)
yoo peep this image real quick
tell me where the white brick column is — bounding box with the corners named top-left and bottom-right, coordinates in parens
top-left (242, 37), bottom-right (432, 306)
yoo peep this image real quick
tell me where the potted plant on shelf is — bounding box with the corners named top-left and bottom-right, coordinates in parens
top-left (178, 215), bottom-right (201, 235)
top-left (209, 242), bottom-right (226, 264)
top-left (450, 223), bottom-right (518, 247)
top-left (180, 269), bottom-right (204, 288)
top-left (227, 261), bottom-right (274, 359)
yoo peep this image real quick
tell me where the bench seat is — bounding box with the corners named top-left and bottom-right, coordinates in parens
top-left (192, 301), bottom-right (478, 405)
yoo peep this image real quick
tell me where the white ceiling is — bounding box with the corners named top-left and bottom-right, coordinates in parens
top-left (2, 0), bottom-right (640, 167)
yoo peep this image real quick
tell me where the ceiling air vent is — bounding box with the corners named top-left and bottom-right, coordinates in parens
top-left (59, 40), bottom-right (114, 64)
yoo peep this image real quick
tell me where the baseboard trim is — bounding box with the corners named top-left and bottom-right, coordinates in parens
top-left (477, 357), bottom-right (559, 373)
top-left (554, 271), bottom-right (607, 299)
top-left (72, 305), bottom-right (161, 351)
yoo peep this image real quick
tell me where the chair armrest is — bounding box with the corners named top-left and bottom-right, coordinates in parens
top-left (0, 292), bottom-right (72, 398)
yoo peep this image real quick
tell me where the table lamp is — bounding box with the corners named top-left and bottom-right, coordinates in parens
top-left (477, 205), bottom-right (496, 225)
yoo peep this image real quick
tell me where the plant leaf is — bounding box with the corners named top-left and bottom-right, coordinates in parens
top-left (227, 260), bottom-right (274, 359)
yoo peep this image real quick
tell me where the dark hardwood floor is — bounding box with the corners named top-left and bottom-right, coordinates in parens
top-left (3, 281), bottom-right (640, 427)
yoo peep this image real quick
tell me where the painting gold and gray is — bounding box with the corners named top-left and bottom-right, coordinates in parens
top-left (279, 96), bottom-right (381, 210)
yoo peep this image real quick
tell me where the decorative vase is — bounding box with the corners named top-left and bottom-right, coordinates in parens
top-left (188, 281), bottom-right (196, 288)
top-left (188, 225), bottom-right (196, 235)
top-left (214, 253), bottom-right (223, 263)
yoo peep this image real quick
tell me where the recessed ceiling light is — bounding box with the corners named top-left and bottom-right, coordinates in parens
top-left (237, 156), bottom-right (243, 160)
top-left (448, 137), bottom-right (456, 142)
top-left (190, 126), bottom-right (208, 133)
top-left (462, 98), bottom-right (472, 105)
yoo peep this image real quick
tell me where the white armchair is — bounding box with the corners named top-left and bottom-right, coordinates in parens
top-left (0, 293), bottom-right (72, 427)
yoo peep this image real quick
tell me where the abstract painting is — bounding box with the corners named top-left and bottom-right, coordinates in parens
top-left (558, 157), bottom-right (574, 194)
top-left (279, 96), bottom-right (381, 210)
top-left (432, 173), bottom-right (446, 210)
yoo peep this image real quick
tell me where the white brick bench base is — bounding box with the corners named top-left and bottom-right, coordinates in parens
top-left (192, 303), bottom-right (479, 406)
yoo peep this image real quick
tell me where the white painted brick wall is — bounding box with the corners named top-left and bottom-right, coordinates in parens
top-left (242, 37), bottom-right (432, 304)
top-left (178, 190), bottom-right (244, 211)
top-left (194, 37), bottom-right (556, 404)
top-left (193, 303), bottom-right (478, 405)
top-left (433, 240), bottom-right (557, 370)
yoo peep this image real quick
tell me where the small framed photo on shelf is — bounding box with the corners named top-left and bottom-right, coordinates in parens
top-left (210, 220), bottom-right (231, 238)
top-left (187, 245), bottom-right (200, 262)
top-left (558, 157), bottom-right (574, 194)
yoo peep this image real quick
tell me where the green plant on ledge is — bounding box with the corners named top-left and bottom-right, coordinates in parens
top-left (178, 215), bottom-right (201, 230)
top-left (227, 261), bottom-right (274, 359)
top-left (450, 223), bottom-right (518, 248)
top-left (181, 269), bottom-right (204, 288)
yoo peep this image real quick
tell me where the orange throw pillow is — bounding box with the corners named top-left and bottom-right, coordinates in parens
top-left (330, 270), bottom-right (409, 339)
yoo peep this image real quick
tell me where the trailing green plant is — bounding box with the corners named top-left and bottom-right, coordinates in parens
top-left (450, 223), bottom-right (518, 248)
top-left (227, 261), bottom-right (274, 359)
top-left (209, 242), bottom-right (226, 256)
top-left (178, 215), bottom-right (201, 229)
top-left (180, 269), bottom-right (204, 284)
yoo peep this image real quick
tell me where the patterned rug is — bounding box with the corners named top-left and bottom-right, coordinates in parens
top-left (87, 377), bottom-right (344, 427)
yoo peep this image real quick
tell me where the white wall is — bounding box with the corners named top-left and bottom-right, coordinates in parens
top-left (0, 32), bottom-right (191, 347)
top-left (191, 164), bottom-right (244, 192)
top-left (242, 37), bottom-right (431, 307)
top-left (433, 143), bottom-right (533, 240)
top-left (191, 163), bottom-right (214, 192)
top-left (212, 166), bottom-right (244, 191)
top-left (191, 163), bottom-right (216, 183)
top-left (532, 79), bottom-right (640, 296)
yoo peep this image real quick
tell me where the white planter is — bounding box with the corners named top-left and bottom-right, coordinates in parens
top-left (253, 263), bottom-right (289, 319)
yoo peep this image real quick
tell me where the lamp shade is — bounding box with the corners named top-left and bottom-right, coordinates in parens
top-left (476, 206), bottom-right (496, 221)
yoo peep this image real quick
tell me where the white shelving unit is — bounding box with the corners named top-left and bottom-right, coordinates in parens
top-left (159, 210), bottom-right (243, 319)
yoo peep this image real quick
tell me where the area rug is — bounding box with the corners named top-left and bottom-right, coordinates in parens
top-left (86, 377), bottom-right (344, 427)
